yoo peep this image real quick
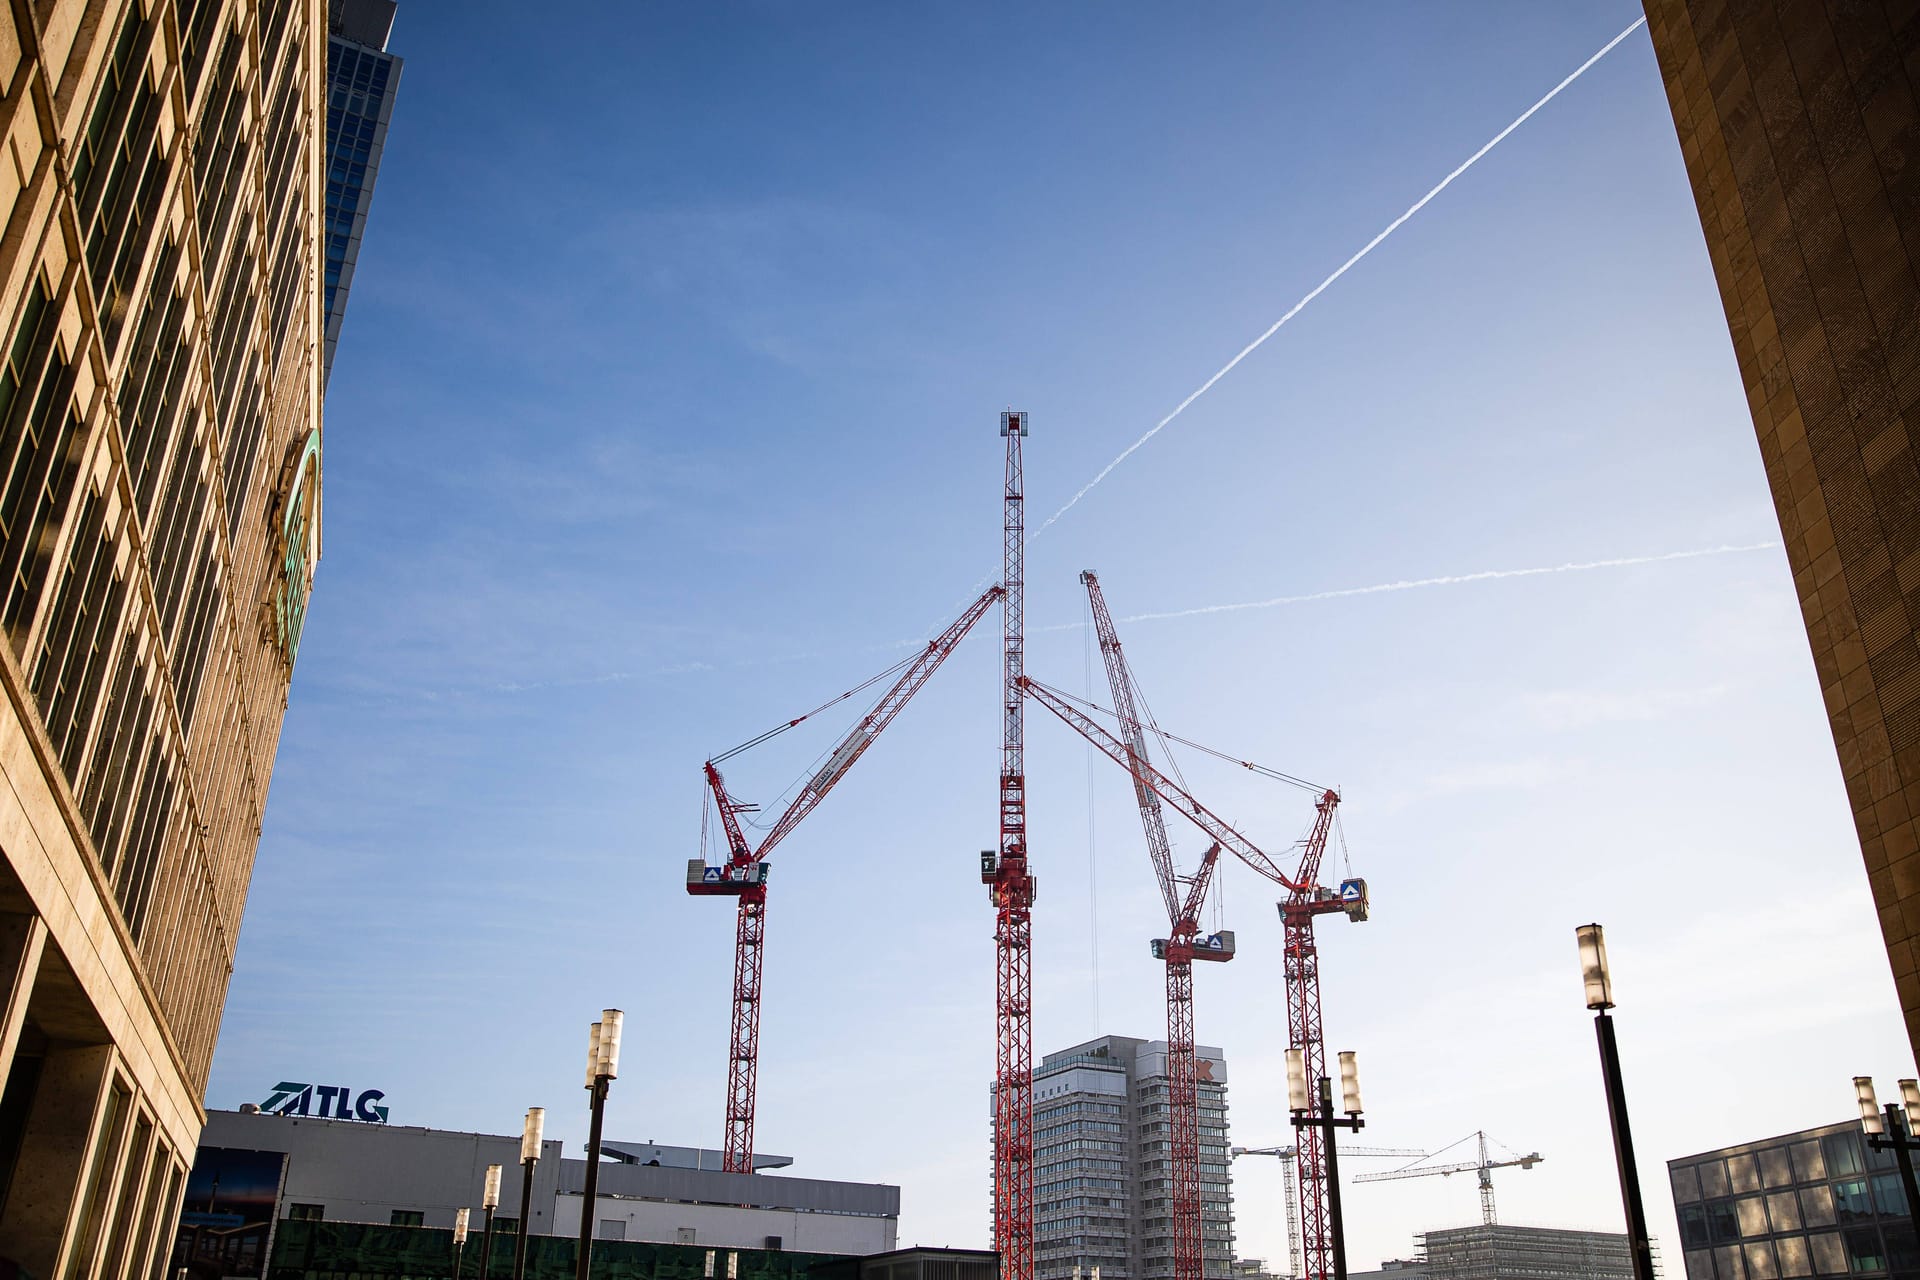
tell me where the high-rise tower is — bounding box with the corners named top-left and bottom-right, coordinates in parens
top-left (0, 2), bottom-right (328, 1274)
top-left (1032, 1036), bottom-right (1235, 1280)
top-left (323, 0), bottom-right (403, 381)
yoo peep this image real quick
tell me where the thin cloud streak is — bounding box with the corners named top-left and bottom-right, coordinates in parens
top-left (1031, 15), bottom-right (1650, 538)
top-left (1041, 542), bottom-right (1779, 629)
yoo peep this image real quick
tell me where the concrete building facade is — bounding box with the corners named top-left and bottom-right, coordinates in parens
top-left (191, 1110), bottom-right (900, 1258)
top-left (1032, 1035), bottom-right (1233, 1280)
top-left (0, 1), bottom-right (327, 1276)
top-left (1644, 1), bottom-right (1920, 1051)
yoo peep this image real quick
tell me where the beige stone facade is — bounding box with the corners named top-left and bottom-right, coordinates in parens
top-left (0, 0), bottom-right (325, 1275)
top-left (1644, 2), bottom-right (1920, 1052)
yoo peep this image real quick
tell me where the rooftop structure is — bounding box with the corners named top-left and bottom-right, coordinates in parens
top-left (323, 0), bottom-right (403, 379)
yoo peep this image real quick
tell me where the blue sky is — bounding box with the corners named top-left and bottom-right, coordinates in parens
top-left (212, 2), bottom-right (1909, 1267)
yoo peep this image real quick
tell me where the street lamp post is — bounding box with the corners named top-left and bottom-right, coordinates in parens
top-left (577, 1010), bottom-right (624, 1280)
top-left (480, 1164), bottom-right (501, 1280)
top-left (1287, 1047), bottom-right (1366, 1280)
top-left (454, 1207), bottom-right (470, 1280)
top-left (1852, 1076), bottom-right (1920, 1236)
top-left (512, 1107), bottom-right (545, 1280)
top-left (1576, 924), bottom-right (1656, 1280)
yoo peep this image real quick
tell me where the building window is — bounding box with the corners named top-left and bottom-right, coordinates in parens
top-left (1843, 1227), bottom-right (1886, 1275)
top-left (493, 1217), bottom-right (518, 1234)
top-left (289, 1204), bottom-right (323, 1220)
top-left (1708, 1200), bottom-right (1739, 1244)
top-left (1800, 1183), bottom-right (1836, 1228)
top-left (1873, 1172), bottom-right (1909, 1218)
top-left (1834, 1178), bottom-right (1873, 1224)
top-left (390, 1210), bottom-right (423, 1227)
top-left (1823, 1133), bottom-right (1865, 1178)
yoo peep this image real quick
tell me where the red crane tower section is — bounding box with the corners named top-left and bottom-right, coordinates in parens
top-left (979, 410), bottom-right (1034, 1280)
top-left (1081, 569), bottom-right (1227, 1280)
top-left (690, 583), bottom-right (1004, 1174)
top-left (1017, 674), bottom-right (1366, 1280)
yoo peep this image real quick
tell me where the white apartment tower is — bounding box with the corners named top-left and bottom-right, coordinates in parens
top-left (1031, 1035), bottom-right (1234, 1280)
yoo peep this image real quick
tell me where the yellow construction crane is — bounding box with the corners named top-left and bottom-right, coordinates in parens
top-left (1352, 1131), bottom-right (1542, 1225)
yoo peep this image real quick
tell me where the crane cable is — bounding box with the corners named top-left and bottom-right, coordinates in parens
top-left (709, 650), bottom-right (919, 766)
top-left (1027, 680), bottom-right (1329, 795)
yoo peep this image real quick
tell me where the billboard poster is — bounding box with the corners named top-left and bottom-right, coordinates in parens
top-left (170, 1146), bottom-right (289, 1280)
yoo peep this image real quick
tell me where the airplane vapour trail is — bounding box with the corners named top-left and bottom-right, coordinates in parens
top-left (1055, 542), bottom-right (1780, 628)
top-left (1030, 14), bottom-right (1650, 538)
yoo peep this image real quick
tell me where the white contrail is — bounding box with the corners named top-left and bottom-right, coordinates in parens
top-left (1031, 15), bottom-right (1650, 538)
top-left (1083, 542), bottom-right (1780, 627)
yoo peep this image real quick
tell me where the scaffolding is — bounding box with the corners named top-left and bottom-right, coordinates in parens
top-left (1416, 1225), bottom-right (1657, 1280)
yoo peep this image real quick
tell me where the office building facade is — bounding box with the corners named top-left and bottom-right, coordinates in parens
top-left (322, 0), bottom-right (400, 380)
top-left (1645, 2), bottom-right (1920, 1052)
top-left (0, 1), bottom-right (328, 1276)
top-left (1670, 1120), bottom-right (1916, 1279)
top-left (1032, 1035), bottom-right (1234, 1280)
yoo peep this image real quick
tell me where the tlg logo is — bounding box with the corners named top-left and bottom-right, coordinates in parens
top-left (261, 1082), bottom-right (389, 1123)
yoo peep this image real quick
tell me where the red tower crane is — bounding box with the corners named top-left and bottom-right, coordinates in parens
top-left (690, 583), bottom-right (1004, 1174)
top-left (1082, 568), bottom-right (1230, 1280)
top-left (1017, 672), bottom-right (1368, 1280)
top-left (979, 410), bottom-right (1035, 1280)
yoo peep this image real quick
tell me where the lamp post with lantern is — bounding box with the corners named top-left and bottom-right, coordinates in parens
top-left (577, 1010), bottom-right (624, 1280)
top-left (1287, 1046), bottom-right (1365, 1280)
top-left (480, 1164), bottom-right (501, 1280)
top-left (1575, 924), bottom-right (1655, 1280)
top-left (1851, 1075), bottom-right (1920, 1236)
top-left (512, 1108), bottom-right (545, 1280)
top-left (454, 1208), bottom-right (470, 1280)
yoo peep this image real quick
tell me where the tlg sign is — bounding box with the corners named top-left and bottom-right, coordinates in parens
top-left (261, 1081), bottom-right (389, 1123)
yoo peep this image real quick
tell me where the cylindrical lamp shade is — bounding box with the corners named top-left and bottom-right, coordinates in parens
top-left (1575, 923), bottom-right (1612, 1010)
top-left (1286, 1049), bottom-right (1310, 1113)
top-left (521, 1106), bottom-right (546, 1162)
top-left (454, 1207), bottom-right (470, 1245)
top-left (1857, 1077), bottom-right (1885, 1134)
top-left (600, 1009), bottom-right (625, 1080)
top-left (1338, 1050), bottom-right (1363, 1115)
top-left (586, 1021), bottom-right (603, 1089)
top-left (484, 1163), bottom-right (502, 1209)
top-left (1901, 1080), bottom-right (1920, 1134)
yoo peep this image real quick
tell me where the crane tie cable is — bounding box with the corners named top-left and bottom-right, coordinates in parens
top-left (1027, 679), bottom-right (1330, 794)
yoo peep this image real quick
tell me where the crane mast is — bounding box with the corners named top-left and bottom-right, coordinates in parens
top-left (691, 584), bottom-right (1004, 1174)
top-left (1082, 569), bottom-right (1224, 1280)
top-left (1019, 675), bottom-right (1365, 1280)
top-left (981, 410), bottom-right (1035, 1280)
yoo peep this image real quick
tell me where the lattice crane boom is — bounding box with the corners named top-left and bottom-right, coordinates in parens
top-left (1020, 673), bottom-right (1366, 1280)
top-left (1082, 568), bottom-right (1226, 1280)
top-left (690, 583), bottom-right (1004, 1175)
top-left (1018, 677), bottom-right (1304, 889)
top-left (1353, 1132), bottom-right (1543, 1226)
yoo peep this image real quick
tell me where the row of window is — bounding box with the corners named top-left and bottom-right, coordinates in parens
top-left (61, 1068), bottom-right (187, 1280)
top-left (1675, 1134), bottom-right (1883, 1205)
top-left (1682, 1226), bottom-right (1914, 1280)
top-left (1680, 1177), bottom-right (1907, 1247)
